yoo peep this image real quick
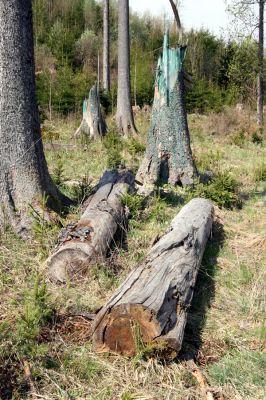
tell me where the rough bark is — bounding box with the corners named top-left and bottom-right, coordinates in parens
top-left (257, 0), bottom-right (264, 130)
top-left (136, 32), bottom-right (197, 190)
top-left (103, 0), bottom-right (111, 93)
top-left (116, 0), bottom-right (138, 136)
top-left (0, 0), bottom-right (70, 232)
top-left (93, 198), bottom-right (214, 357)
top-left (47, 170), bottom-right (135, 283)
top-left (75, 84), bottom-right (106, 141)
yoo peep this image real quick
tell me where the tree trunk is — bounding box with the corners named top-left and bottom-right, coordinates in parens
top-left (0, 0), bottom-right (70, 232)
top-left (75, 84), bottom-right (107, 141)
top-left (116, 0), bottom-right (138, 136)
top-left (103, 0), bottom-right (111, 93)
top-left (136, 32), bottom-right (197, 189)
top-left (93, 198), bottom-right (214, 357)
top-left (47, 170), bottom-right (135, 283)
top-left (257, 0), bottom-right (264, 130)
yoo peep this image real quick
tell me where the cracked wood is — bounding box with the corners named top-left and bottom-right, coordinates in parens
top-left (93, 198), bottom-right (214, 356)
top-left (47, 170), bottom-right (134, 283)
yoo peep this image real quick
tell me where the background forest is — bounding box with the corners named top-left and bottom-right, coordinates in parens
top-left (33, 0), bottom-right (260, 118)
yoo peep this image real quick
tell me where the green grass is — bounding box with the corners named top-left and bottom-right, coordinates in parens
top-left (0, 110), bottom-right (265, 399)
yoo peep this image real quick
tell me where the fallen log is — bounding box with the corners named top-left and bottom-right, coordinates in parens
top-left (93, 198), bottom-right (214, 357)
top-left (47, 170), bottom-right (134, 283)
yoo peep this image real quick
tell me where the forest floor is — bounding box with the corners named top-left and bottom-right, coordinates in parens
top-left (0, 108), bottom-right (265, 400)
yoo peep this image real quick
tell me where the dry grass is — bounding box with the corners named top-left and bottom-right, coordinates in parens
top-left (0, 107), bottom-right (265, 400)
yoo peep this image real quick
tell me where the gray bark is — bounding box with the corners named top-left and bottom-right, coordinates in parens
top-left (103, 0), bottom-right (111, 93)
top-left (0, 0), bottom-right (69, 232)
top-left (93, 198), bottom-right (214, 357)
top-left (47, 170), bottom-right (135, 283)
top-left (75, 84), bottom-right (107, 141)
top-left (257, 0), bottom-right (264, 129)
top-left (136, 33), bottom-right (197, 189)
top-left (116, 0), bottom-right (138, 136)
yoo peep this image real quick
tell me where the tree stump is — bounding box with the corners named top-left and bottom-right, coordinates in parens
top-left (75, 84), bottom-right (106, 140)
top-left (47, 170), bottom-right (134, 283)
top-left (136, 32), bottom-right (197, 190)
top-left (93, 198), bottom-right (214, 357)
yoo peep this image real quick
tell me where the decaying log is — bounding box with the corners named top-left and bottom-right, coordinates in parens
top-left (93, 198), bottom-right (214, 356)
top-left (74, 84), bottom-right (106, 140)
top-left (47, 170), bottom-right (134, 283)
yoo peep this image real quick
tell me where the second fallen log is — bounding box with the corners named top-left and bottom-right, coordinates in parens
top-left (93, 198), bottom-right (214, 356)
top-left (47, 170), bottom-right (135, 283)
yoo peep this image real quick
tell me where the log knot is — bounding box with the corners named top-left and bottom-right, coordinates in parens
top-left (56, 222), bottom-right (94, 247)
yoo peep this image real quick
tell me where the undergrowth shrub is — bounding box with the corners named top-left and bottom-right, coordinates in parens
top-left (122, 193), bottom-right (144, 221)
top-left (187, 172), bottom-right (240, 209)
top-left (16, 275), bottom-right (53, 357)
top-left (127, 137), bottom-right (146, 156)
top-left (254, 163), bottom-right (266, 182)
top-left (231, 130), bottom-right (246, 147)
top-left (52, 156), bottom-right (66, 186)
top-left (252, 131), bottom-right (263, 145)
top-left (103, 128), bottom-right (123, 169)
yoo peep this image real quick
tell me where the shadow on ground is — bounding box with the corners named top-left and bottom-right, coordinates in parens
top-left (180, 219), bottom-right (225, 360)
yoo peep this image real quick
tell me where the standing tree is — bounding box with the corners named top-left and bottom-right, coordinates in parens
top-left (116, 0), bottom-right (138, 136)
top-left (103, 0), bottom-right (111, 93)
top-left (0, 0), bottom-right (70, 232)
top-left (136, 2), bottom-right (197, 189)
top-left (227, 0), bottom-right (265, 131)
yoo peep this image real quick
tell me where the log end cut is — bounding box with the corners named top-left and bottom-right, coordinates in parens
top-left (93, 304), bottom-right (182, 357)
top-left (47, 248), bottom-right (91, 283)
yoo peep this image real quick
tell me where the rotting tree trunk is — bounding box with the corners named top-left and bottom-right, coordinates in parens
top-left (257, 0), bottom-right (264, 130)
top-left (103, 0), bottom-right (111, 93)
top-left (136, 32), bottom-right (197, 190)
top-left (75, 84), bottom-right (106, 141)
top-left (0, 0), bottom-right (70, 232)
top-left (116, 0), bottom-right (138, 136)
top-left (47, 170), bottom-right (135, 283)
top-left (93, 198), bottom-right (214, 357)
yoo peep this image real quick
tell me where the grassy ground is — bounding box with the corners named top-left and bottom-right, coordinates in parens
top-left (0, 108), bottom-right (265, 399)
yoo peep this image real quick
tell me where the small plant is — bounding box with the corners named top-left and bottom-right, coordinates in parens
top-left (252, 131), bottom-right (263, 145)
top-left (254, 163), bottom-right (266, 182)
top-left (127, 137), bottom-right (146, 156)
top-left (232, 130), bottom-right (246, 147)
top-left (188, 172), bottom-right (240, 209)
top-left (122, 193), bottom-right (144, 221)
top-left (103, 128), bottom-right (124, 169)
top-left (52, 156), bottom-right (65, 186)
top-left (72, 175), bottom-right (92, 203)
top-left (16, 275), bottom-right (53, 357)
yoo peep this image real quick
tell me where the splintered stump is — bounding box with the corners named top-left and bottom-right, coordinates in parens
top-left (74, 84), bottom-right (106, 141)
top-left (136, 32), bottom-right (197, 190)
top-left (47, 170), bottom-right (134, 283)
top-left (93, 198), bottom-right (214, 357)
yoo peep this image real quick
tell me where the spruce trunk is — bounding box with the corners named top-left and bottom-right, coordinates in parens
top-left (0, 0), bottom-right (69, 232)
top-left (136, 32), bottom-right (197, 189)
top-left (116, 0), bottom-right (138, 136)
top-left (103, 0), bottom-right (111, 93)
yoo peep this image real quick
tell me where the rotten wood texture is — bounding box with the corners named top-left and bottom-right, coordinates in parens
top-left (74, 84), bottom-right (106, 140)
top-left (93, 198), bottom-right (214, 357)
top-left (47, 170), bottom-right (134, 283)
